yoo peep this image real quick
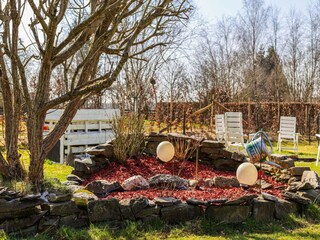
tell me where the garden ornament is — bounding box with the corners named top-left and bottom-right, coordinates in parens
top-left (236, 162), bottom-right (258, 186)
top-left (157, 141), bottom-right (175, 162)
top-left (245, 131), bottom-right (272, 163)
top-left (245, 131), bottom-right (281, 168)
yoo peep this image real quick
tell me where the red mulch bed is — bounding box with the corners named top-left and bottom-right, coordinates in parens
top-left (83, 156), bottom-right (286, 201)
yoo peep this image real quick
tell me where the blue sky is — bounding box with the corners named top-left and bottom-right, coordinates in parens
top-left (194, 0), bottom-right (310, 21)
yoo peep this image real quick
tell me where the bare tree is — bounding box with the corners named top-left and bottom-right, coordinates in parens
top-left (161, 59), bottom-right (190, 122)
top-left (303, 0), bottom-right (320, 101)
top-left (284, 9), bottom-right (305, 101)
top-left (0, 0), bottom-right (191, 189)
top-left (237, 0), bottom-right (270, 101)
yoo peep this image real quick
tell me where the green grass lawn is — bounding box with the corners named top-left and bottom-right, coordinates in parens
top-left (271, 139), bottom-right (320, 175)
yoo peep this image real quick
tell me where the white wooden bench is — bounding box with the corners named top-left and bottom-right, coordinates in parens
top-left (215, 114), bottom-right (225, 143)
top-left (44, 109), bottom-right (120, 163)
top-left (277, 116), bottom-right (299, 154)
top-left (224, 112), bottom-right (245, 153)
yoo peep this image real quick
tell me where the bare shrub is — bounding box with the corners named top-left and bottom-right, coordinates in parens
top-left (112, 113), bottom-right (145, 163)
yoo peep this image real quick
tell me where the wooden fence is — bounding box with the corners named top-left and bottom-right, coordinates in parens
top-left (152, 101), bottom-right (320, 138)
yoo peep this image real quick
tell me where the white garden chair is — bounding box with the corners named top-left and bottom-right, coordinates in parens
top-left (277, 116), bottom-right (299, 154)
top-left (316, 134), bottom-right (320, 166)
top-left (215, 114), bottom-right (225, 142)
top-left (224, 112), bottom-right (245, 153)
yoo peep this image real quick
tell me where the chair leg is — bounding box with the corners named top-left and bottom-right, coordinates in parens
top-left (278, 135), bottom-right (281, 152)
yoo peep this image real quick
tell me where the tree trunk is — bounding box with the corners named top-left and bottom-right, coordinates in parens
top-left (0, 69), bottom-right (26, 180)
top-left (27, 98), bottom-right (84, 190)
top-left (27, 112), bottom-right (46, 190)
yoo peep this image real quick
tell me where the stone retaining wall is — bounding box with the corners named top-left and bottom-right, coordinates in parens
top-left (0, 191), bottom-right (305, 238)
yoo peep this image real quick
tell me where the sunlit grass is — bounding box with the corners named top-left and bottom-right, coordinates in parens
top-left (19, 147), bottom-right (72, 182)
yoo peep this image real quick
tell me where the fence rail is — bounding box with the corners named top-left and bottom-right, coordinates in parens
top-left (152, 101), bottom-right (320, 138)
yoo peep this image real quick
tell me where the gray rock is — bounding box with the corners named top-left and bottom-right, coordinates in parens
top-left (201, 140), bottom-right (225, 148)
top-left (207, 198), bottom-right (228, 205)
top-left (225, 194), bottom-right (258, 205)
top-left (145, 133), bottom-right (168, 143)
top-left (252, 198), bottom-right (275, 222)
top-left (48, 193), bottom-right (72, 203)
top-left (277, 173), bottom-right (291, 182)
top-left (20, 194), bottom-right (41, 201)
top-left (154, 197), bottom-right (181, 207)
top-left (214, 176), bottom-right (239, 188)
top-left (135, 206), bottom-right (160, 219)
top-left (256, 180), bottom-right (273, 190)
top-left (161, 203), bottom-right (203, 224)
top-left (262, 193), bottom-right (278, 202)
top-left (130, 197), bottom-right (150, 215)
top-left (297, 182), bottom-right (314, 191)
top-left (67, 184), bottom-right (84, 192)
top-left (0, 199), bottom-right (43, 220)
top-left (211, 158), bottom-right (242, 171)
top-left (42, 200), bottom-right (80, 216)
top-left (289, 167), bottom-right (311, 176)
top-left (88, 198), bottom-right (121, 222)
top-left (200, 147), bottom-right (223, 155)
top-left (206, 205), bottom-right (250, 223)
top-left (149, 174), bottom-right (188, 190)
top-left (119, 199), bottom-right (135, 220)
top-left (203, 178), bottom-right (214, 187)
top-left (280, 159), bottom-right (295, 169)
top-left (72, 191), bottom-right (98, 207)
top-left (0, 211), bottom-right (46, 233)
top-left (85, 180), bottom-right (122, 196)
top-left (298, 189), bottom-right (320, 204)
top-left (92, 156), bottom-right (110, 164)
top-left (186, 198), bottom-right (208, 206)
top-left (231, 152), bottom-right (247, 162)
top-left (288, 177), bottom-right (300, 185)
top-left (301, 171), bottom-right (320, 189)
top-left (275, 199), bottom-right (298, 219)
top-left (74, 159), bottom-right (92, 172)
top-left (189, 179), bottom-right (199, 187)
top-left (10, 225), bottom-right (38, 238)
top-left (283, 191), bottom-right (312, 205)
top-left (270, 154), bottom-right (287, 161)
top-left (286, 185), bottom-right (298, 192)
top-left (85, 144), bottom-right (115, 158)
top-left (144, 141), bottom-right (160, 155)
top-left (60, 213), bottom-right (89, 228)
top-left (121, 175), bottom-right (149, 191)
top-left (38, 216), bottom-right (60, 233)
top-left (62, 180), bottom-right (80, 186)
top-left (67, 174), bottom-right (84, 183)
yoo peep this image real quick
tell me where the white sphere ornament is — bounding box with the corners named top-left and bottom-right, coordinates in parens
top-left (156, 141), bottom-right (175, 162)
top-left (236, 162), bottom-right (258, 186)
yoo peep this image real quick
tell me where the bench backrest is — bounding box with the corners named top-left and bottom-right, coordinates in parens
top-left (215, 114), bottom-right (225, 142)
top-left (224, 112), bottom-right (244, 144)
top-left (279, 116), bottom-right (296, 137)
top-left (45, 109), bottom-right (120, 132)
